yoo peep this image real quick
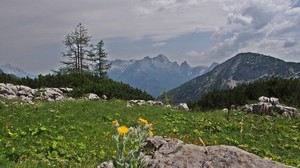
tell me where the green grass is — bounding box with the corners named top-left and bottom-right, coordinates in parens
top-left (0, 99), bottom-right (299, 167)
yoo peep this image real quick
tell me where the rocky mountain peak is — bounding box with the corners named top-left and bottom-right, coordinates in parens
top-left (108, 54), bottom-right (216, 97)
top-left (180, 61), bottom-right (190, 68)
top-left (153, 54), bottom-right (170, 63)
top-left (166, 52), bottom-right (300, 103)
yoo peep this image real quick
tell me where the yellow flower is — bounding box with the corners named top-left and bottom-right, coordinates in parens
top-left (112, 119), bottom-right (118, 125)
top-left (117, 126), bottom-right (130, 135)
top-left (138, 118), bottom-right (148, 124)
top-left (148, 130), bottom-right (154, 137)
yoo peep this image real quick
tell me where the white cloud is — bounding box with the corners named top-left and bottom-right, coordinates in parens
top-left (196, 0), bottom-right (300, 65)
top-left (152, 42), bottom-right (166, 47)
top-left (186, 50), bottom-right (201, 57)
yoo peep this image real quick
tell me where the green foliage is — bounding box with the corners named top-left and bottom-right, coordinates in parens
top-left (0, 99), bottom-right (299, 167)
top-left (111, 118), bottom-right (152, 167)
top-left (190, 77), bottom-right (300, 110)
top-left (59, 23), bottom-right (112, 76)
top-left (61, 23), bottom-right (92, 74)
top-left (0, 72), bottom-right (154, 101)
top-left (89, 40), bottom-right (112, 78)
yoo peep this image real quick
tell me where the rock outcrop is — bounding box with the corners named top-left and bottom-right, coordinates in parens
top-left (127, 100), bottom-right (164, 107)
top-left (0, 83), bottom-right (105, 103)
top-left (242, 96), bottom-right (300, 118)
top-left (99, 136), bottom-right (293, 168)
top-left (0, 83), bottom-right (73, 103)
top-left (176, 103), bottom-right (189, 111)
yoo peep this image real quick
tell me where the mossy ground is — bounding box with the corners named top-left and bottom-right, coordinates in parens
top-left (0, 99), bottom-right (299, 167)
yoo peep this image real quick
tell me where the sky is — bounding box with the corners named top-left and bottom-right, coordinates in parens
top-left (1, 0), bottom-right (300, 75)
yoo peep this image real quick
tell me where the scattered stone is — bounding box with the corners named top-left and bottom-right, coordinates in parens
top-left (222, 108), bottom-right (229, 112)
top-left (176, 103), bottom-right (189, 111)
top-left (101, 95), bottom-right (107, 100)
top-left (88, 93), bottom-right (100, 100)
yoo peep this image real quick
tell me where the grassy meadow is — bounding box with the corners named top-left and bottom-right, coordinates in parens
top-left (0, 99), bottom-right (299, 167)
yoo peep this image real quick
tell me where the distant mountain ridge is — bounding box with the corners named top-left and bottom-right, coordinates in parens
top-left (166, 52), bottom-right (300, 103)
top-left (108, 54), bottom-right (218, 97)
top-left (0, 64), bottom-right (37, 79)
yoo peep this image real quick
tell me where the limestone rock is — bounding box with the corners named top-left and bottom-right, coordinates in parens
top-left (88, 93), bottom-right (100, 100)
top-left (242, 96), bottom-right (299, 118)
top-left (143, 136), bottom-right (293, 168)
top-left (101, 95), bottom-right (107, 100)
top-left (0, 83), bottom-right (72, 103)
top-left (177, 103), bottom-right (189, 111)
top-left (99, 136), bottom-right (293, 168)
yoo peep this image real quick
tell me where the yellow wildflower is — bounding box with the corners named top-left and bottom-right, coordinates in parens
top-left (148, 130), bottom-right (154, 137)
top-left (138, 118), bottom-right (148, 124)
top-left (117, 126), bottom-right (130, 135)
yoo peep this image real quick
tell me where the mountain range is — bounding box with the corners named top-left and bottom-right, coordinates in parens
top-left (108, 54), bottom-right (218, 97)
top-left (166, 52), bottom-right (300, 104)
top-left (4, 52), bottom-right (299, 104)
top-left (0, 64), bottom-right (36, 79)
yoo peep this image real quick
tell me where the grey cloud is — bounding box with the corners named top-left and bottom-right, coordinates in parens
top-left (1, 0), bottom-right (300, 74)
top-left (292, 0), bottom-right (300, 8)
top-left (283, 39), bottom-right (298, 48)
top-left (243, 5), bottom-right (276, 30)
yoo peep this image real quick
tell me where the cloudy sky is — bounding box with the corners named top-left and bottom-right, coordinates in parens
top-left (1, 0), bottom-right (300, 74)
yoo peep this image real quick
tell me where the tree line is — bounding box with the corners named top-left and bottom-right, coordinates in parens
top-left (189, 77), bottom-right (300, 111)
top-left (0, 72), bottom-right (154, 100)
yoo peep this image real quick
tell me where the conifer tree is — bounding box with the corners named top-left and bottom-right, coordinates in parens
top-left (89, 40), bottom-right (111, 78)
top-left (61, 23), bottom-right (92, 74)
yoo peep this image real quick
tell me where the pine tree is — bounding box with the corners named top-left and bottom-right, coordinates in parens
top-left (61, 23), bottom-right (92, 74)
top-left (89, 40), bottom-right (111, 78)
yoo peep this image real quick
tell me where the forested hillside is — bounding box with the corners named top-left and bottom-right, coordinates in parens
top-left (189, 77), bottom-right (300, 111)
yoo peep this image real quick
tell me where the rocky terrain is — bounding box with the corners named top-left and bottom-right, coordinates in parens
top-left (0, 83), bottom-right (107, 104)
top-left (242, 96), bottom-right (300, 118)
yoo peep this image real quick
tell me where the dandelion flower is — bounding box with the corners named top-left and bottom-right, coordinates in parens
top-left (138, 118), bottom-right (148, 124)
top-left (117, 126), bottom-right (130, 135)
